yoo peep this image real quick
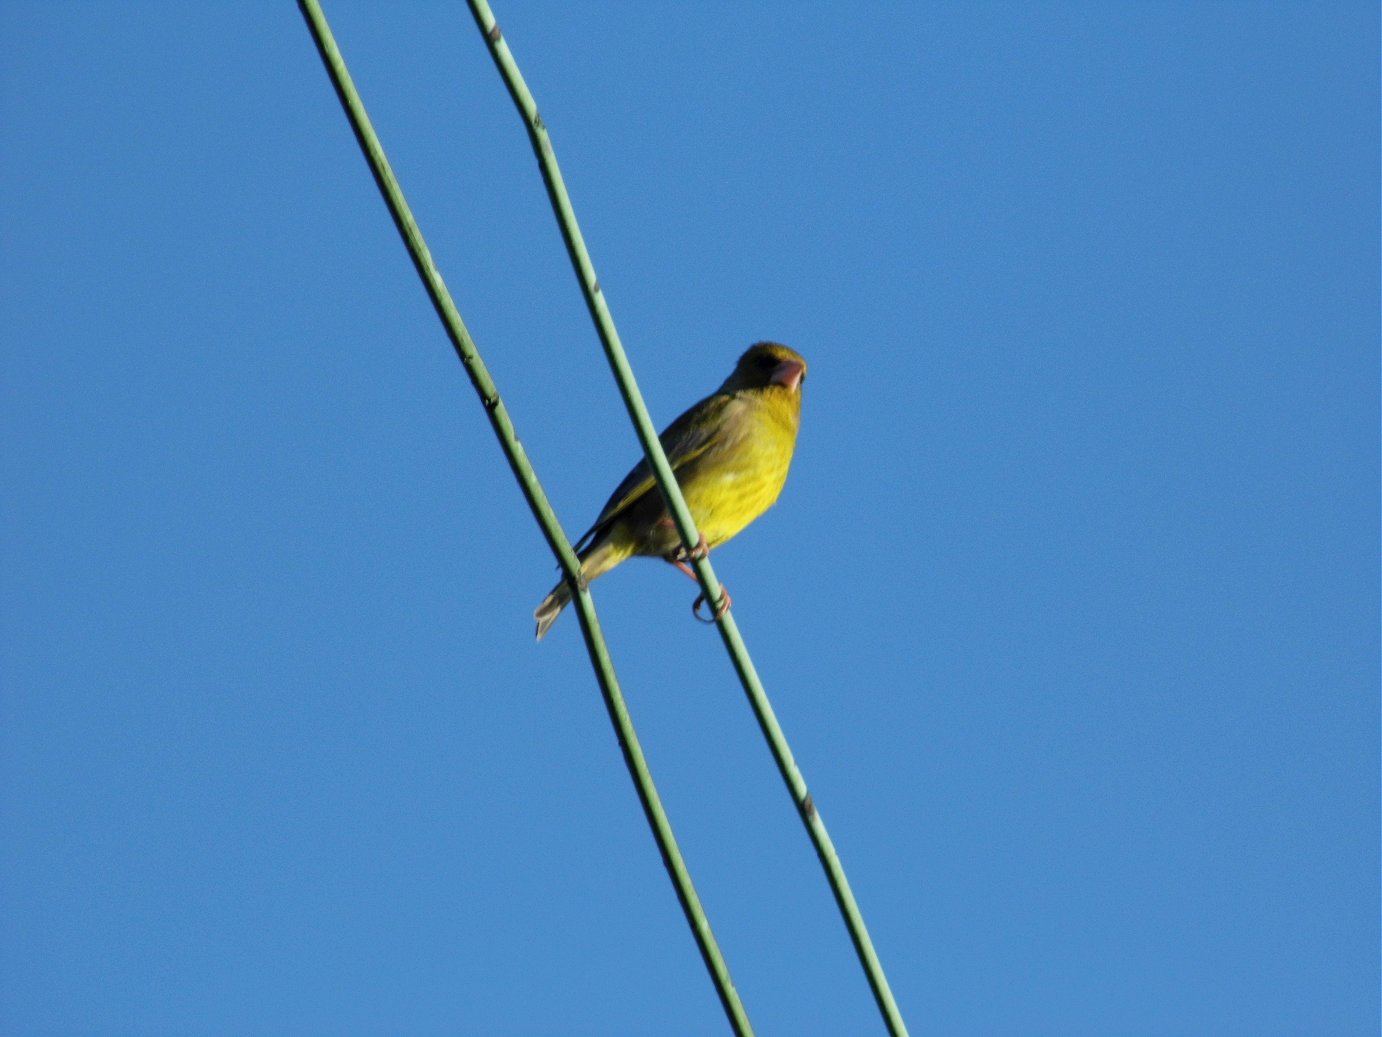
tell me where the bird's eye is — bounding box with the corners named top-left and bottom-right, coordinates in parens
top-left (757, 354), bottom-right (777, 369)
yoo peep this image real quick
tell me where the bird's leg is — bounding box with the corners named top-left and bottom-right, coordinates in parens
top-left (671, 558), bottom-right (698, 581)
top-left (661, 532), bottom-right (731, 622)
top-left (664, 531), bottom-right (709, 582)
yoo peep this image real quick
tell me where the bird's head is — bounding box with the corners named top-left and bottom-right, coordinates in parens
top-left (719, 341), bottom-right (807, 396)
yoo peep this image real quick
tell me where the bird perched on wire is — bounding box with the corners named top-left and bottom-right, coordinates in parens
top-left (534, 341), bottom-right (807, 640)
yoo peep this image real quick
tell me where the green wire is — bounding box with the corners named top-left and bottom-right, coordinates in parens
top-left (297, 3), bottom-right (755, 1033)
top-left (464, 3), bottom-right (912, 1034)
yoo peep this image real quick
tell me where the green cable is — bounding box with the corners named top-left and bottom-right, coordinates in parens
top-left (465, 4), bottom-right (911, 1033)
top-left (297, 3), bottom-right (756, 1032)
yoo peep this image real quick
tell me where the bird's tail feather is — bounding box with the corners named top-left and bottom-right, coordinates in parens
top-left (533, 582), bottom-right (571, 641)
top-left (532, 537), bottom-right (627, 641)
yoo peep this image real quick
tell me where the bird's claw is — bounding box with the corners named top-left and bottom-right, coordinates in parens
top-left (692, 587), bottom-right (732, 624)
top-left (668, 534), bottom-right (710, 582)
top-left (674, 533), bottom-right (710, 563)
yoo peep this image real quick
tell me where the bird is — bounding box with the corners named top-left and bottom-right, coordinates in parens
top-left (534, 341), bottom-right (807, 640)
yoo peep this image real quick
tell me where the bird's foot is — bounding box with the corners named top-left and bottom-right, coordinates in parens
top-left (692, 586), bottom-right (732, 624)
top-left (671, 533), bottom-right (709, 563)
top-left (666, 533), bottom-right (709, 582)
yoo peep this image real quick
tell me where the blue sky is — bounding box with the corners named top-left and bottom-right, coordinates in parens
top-left (2, 3), bottom-right (1377, 1035)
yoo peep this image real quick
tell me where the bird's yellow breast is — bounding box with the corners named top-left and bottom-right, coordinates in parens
top-left (679, 390), bottom-right (799, 547)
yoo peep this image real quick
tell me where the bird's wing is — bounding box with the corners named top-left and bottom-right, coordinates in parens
top-left (573, 393), bottom-right (733, 552)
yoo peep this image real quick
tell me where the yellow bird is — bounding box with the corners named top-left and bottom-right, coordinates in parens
top-left (534, 341), bottom-right (807, 640)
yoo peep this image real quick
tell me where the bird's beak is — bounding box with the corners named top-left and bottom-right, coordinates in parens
top-left (770, 359), bottom-right (805, 392)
